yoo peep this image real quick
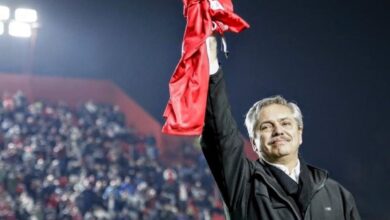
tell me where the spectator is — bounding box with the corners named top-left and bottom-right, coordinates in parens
top-left (0, 92), bottom-right (224, 219)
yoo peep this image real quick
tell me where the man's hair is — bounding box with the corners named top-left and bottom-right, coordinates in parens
top-left (244, 95), bottom-right (303, 139)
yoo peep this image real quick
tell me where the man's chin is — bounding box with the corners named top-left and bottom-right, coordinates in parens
top-left (272, 147), bottom-right (292, 158)
top-left (271, 144), bottom-right (290, 152)
top-left (262, 145), bottom-right (295, 160)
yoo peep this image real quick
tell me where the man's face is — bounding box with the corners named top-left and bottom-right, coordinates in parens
top-left (252, 104), bottom-right (303, 162)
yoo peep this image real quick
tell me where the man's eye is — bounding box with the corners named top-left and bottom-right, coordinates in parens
top-left (282, 122), bottom-right (292, 127)
top-left (260, 125), bottom-right (272, 131)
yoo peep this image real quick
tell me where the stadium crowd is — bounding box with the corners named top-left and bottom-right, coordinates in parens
top-left (0, 91), bottom-right (225, 220)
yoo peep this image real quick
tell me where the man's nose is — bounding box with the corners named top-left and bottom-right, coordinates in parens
top-left (272, 124), bottom-right (284, 136)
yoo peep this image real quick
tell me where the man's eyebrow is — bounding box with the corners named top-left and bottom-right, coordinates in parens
top-left (258, 117), bottom-right (294, 128)
top-left (279, 117), bottom-right (292, 121)
top-left (258, 120), bottom-right (273, 126)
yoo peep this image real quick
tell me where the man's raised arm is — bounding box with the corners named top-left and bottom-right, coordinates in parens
top-left (200, 35), bottom-right (253, 211)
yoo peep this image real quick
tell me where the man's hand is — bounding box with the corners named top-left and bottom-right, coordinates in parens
top-left (206, 35), bottom-right (219, 75)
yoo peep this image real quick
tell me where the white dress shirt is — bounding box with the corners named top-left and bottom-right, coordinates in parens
top-left (263, 159), bottom-right (301, 183)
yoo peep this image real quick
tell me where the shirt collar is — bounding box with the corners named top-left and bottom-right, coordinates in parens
top-left (262, 158), bottom-right (301, 183)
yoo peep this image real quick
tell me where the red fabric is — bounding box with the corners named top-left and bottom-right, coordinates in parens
top-left (163, 0), bottom-right (249, 135)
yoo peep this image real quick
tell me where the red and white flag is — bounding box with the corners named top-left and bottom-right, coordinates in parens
top-left (163, 0), bottom-right (249, 135)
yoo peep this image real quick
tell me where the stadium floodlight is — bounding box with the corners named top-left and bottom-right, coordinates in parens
top-left (0, 5), bottom-right (10, 20)
top-left (15, 8), bottom-right (37, 23)
top-left (8, 20), bottom-right (32, 38)
top-left (0, 22), bottom-right (4, 35)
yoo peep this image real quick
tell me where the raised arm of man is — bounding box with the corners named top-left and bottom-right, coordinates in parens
top-left (200, 35), bottom-right (255, 219)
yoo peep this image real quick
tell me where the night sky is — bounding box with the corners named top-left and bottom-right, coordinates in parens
top-left (0, 0), bottom-right (389, 218)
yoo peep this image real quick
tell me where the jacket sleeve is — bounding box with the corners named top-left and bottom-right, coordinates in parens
top-left (201, 68), bottom-right (253, 210)
top-left (342, 187), bottom-right (361, 220)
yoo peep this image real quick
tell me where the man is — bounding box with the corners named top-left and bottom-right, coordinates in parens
top-left (200, 36), bottom-right (361, 219)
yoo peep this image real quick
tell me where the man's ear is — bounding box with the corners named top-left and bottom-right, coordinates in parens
top-left (298, 128), bottom-right (303, 145)
top-left (251, 138), bottom-right (259, 153)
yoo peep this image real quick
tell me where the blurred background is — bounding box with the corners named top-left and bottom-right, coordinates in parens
top-left (0, 0), bottom-right (389, 219)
